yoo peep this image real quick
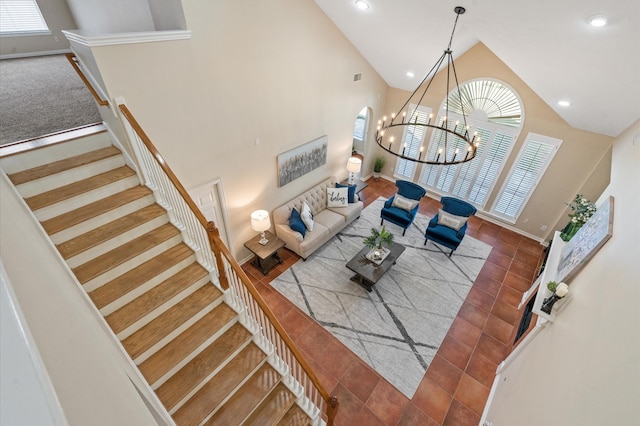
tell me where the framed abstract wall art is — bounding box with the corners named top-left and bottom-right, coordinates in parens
top-left (277, 135), bottom-right (328, 187)
top-left (556, 196), bottom-right (614, 283)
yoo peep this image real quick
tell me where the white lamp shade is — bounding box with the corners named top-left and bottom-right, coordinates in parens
top-left (251, 210), bottom-right (271, 232)
top-left (346, 157), bottom-right (362, 173)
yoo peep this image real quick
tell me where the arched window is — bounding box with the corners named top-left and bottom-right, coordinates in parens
top-left (417, 79), bottom-right (524, 208)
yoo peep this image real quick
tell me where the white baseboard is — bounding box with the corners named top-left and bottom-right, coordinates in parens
top-left (0, 49), bottom-right (71, 60)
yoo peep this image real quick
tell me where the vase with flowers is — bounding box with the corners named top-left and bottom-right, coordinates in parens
top-left (560, 194), bottom-right (597, 241)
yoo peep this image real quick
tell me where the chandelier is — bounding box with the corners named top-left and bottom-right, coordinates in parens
top-left (375, 6), bottom-right (479, 166)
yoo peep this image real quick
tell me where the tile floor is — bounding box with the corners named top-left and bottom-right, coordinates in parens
top-left (241, 177), bottom-right (546, 426)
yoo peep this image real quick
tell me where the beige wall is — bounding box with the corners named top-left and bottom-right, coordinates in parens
top-left (0, 0), bottom-right (76, 58)
top-left (484, 119), bottom-right (640, 425)
top-left (381, 42), bottom-right (613, 241)
top-left (85, 0), bottom-right (388, 259)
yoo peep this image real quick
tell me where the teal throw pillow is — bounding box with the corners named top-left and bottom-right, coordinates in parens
top-left (289, 207), bottom-right (306, 237)
top-left (335, 183), bottom-right (356, 203)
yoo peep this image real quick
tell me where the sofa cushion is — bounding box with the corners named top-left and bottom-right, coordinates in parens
top-left (327, 187), bottom-right (348, 207)
top-left (289, 207), bottom-right (306, 237)
top-left (437, 209), bottom-right (468, 231)
top-left (299, 222), bottom-right (330, 253)
top-left (335, 183), bottom-right (356, 203)
top-left (314, 209), bottom-right (346, 234)
top-left (301, 202), bottom-right (314, 231)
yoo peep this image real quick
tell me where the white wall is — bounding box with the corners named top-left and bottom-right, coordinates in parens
top-left (0, 0), bottom-right (76, 58)
top-left (65, 0), bottom-right (155, 33)
top-left (85, 0), bottom-right (389, 259)
top-left (0, 176), bottom-right (166, 425)
top-left (484, 119), bottom-right (640, 425)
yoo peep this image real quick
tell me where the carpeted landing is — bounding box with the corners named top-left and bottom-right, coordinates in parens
top-left (271, 197), bottom-right (491, 398)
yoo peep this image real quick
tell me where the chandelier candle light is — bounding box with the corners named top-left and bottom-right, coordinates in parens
top-left (375, 6), bottom-right (479, 166)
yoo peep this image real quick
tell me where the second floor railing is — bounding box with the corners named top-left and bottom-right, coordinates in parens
top-left (118, 104), bottom-right (338, 425)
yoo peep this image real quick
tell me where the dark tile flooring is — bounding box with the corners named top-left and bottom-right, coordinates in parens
top-left (241, 177), bottom-right (546, 425)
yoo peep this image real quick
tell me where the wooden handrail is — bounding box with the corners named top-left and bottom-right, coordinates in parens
top-left (118, 103), bottom-right (338, 424)
top-left (65, 53), bottom-right (109, 107)
top-left (118, 104), bottom-right (208, 228)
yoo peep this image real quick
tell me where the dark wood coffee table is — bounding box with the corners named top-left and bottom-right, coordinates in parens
top-left (346, 242), bottom-right (405, 292)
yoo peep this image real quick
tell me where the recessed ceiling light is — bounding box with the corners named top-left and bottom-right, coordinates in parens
top-left (589, 15), bottom-right (608, 27)
top-left (558, 100), bottom-right (571, 107)
top-left (406, 71), bottom-right (415, 78)
top-left (355, 1), bottom-right (369, 10)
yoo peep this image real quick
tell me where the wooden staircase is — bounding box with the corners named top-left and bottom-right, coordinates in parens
top-left (1, 127), bottom-right (314, 426)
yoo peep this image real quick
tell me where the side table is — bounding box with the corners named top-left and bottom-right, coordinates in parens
top-left (244, 231), bottom-right (286, 275)
top-left (339, 178), bottom-right (368, 197)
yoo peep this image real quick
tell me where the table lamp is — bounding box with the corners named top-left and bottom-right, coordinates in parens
top-left (251, 210), bottom-right (271, 245)
top-left (346, 157), bottom-right (362, 184)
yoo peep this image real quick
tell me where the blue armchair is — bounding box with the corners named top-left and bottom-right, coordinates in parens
top-left (380, 180), bottom-right (426, 236)
top-left (424, 197), bottom-right (477, 256)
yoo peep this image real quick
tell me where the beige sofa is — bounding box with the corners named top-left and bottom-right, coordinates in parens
top-left (273, 177), bottom-right (363, 259)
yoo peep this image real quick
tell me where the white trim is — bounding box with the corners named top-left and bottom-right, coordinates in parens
top-left (0, 48), bottom-right (70, 60)
top-left (480, 321), bottom-right (547, 426)
top-left (62, 30), bottom-right (191, 47)
top-left (1, 156), bottom-right (174, 425)
top-left (0, 262), bottom-right (69, 426)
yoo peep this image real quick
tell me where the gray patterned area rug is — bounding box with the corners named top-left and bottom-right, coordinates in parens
top-left (271, 197), bottom-right (491, 398)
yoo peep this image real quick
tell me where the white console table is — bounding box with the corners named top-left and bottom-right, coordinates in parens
top-left (532, 231), bottom-right (567, 322)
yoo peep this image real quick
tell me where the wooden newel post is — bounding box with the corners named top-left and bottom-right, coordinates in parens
top-left (327, 396), bottom-right (339, 426)
top-left (207, 221), bottom-right (229, 290)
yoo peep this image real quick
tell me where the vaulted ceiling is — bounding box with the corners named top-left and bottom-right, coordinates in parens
top-left (314, 0), bottom-right (640, 137)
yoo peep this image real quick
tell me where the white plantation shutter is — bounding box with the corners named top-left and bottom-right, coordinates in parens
top-left (418, 112), bottom-right (518, 208)
top-left (493, 133), bottom-right (561, 220)
top-left (0, 0), bottom-right (49, 35)
top-left (467, 129), bottom-right (512, 204)
top-left (395, 104), bottom-right (432, 179)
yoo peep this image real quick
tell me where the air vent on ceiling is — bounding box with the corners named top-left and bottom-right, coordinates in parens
top-left (353, 73), bottom-right (362, 82)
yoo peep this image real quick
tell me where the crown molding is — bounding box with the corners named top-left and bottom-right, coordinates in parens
top-left (62, 30), bottom-right (191, 47)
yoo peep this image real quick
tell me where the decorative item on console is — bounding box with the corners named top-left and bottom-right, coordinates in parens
top-left (560, 193), bottom-right (596, 241)
top-left (541, 282), bottom-right (569, 314)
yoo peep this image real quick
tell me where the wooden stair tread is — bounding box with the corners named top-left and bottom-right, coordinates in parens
top-left (172, 343), bottom-right (266, 426)
top-left (122, 284), bottom-right (223, 360)
top-left (8, 146), bottom-right (121, 185)
top-left (25, 166), bottom-right (136, 211)
top-left (244, 383), bottom-right (296, 426)
top-left (139, 302), bottom-right (238, 385)
top-left (57, 204), bottom-right (166, 259)
top-left (155, 322), bottom-right (252, 410)
top-left (106, 262), bottom-right (209, 334)
top-left (89, 243), bottom-right (194, 309)
top-left (72, 223), bottom-right (180, 284)
top-left (277, 404), bottom-right (313, 426)
top-left (41, 186), bottom-right (152, 235)
top-left (204, 364), bottom-right (281, 426)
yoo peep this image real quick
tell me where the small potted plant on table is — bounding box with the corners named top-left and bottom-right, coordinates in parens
top-left (363, 226), bottom-right (394, 262)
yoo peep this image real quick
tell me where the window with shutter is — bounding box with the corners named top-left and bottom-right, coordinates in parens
top-left (394, 104), bottom-right (432, 179)
top-left (0, 0), bottom-right (49, 35)
top-left (417, 79), bottom-right (522, 208)
top-left (493, 133), bottom-right (562, 221)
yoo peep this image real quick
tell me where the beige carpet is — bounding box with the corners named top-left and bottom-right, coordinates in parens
top-left (0, 54), bottom-right (102, 145)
